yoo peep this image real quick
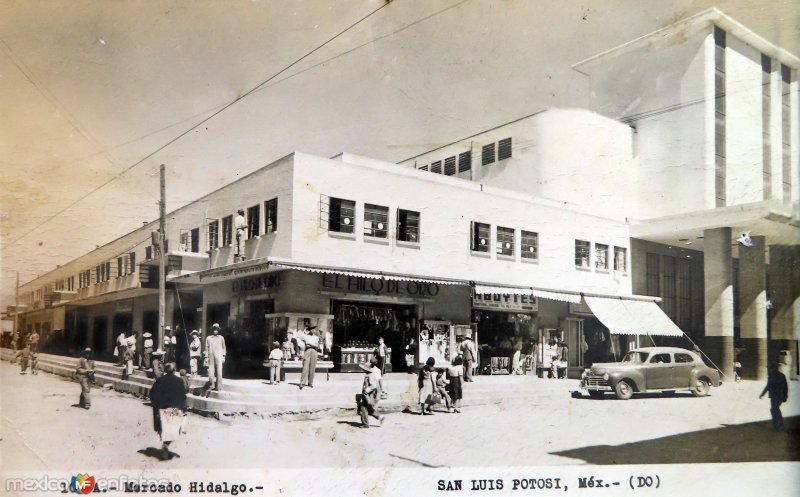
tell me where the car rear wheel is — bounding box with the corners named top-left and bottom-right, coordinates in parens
top-left (588, 390), bottom-right (604, 399)
top-left (614, 380), bottom-right (633, 400)
top-left (691, 378), bottom-right (710, 397)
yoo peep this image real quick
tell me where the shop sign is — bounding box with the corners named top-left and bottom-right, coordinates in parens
top-left (321, 274), bottom-right (440, 297)
top-left (569, 301), bottom-right (592, 315)
top-left (232, 274), bottom-right (281, 293)
top-left (472, 293), bottom-right (538, 312)
top-left (115, 300), bottom-right (133, 313)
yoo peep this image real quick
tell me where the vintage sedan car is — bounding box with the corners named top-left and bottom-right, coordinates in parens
top-left (580, 346), bottom-right (721, 400)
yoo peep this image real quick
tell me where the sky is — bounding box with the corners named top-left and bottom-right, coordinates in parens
top-left (1, 0), bottom-right (798, 310)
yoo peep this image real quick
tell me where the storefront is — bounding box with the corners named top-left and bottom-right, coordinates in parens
top-left (472, 292), bottom-right (538, 375)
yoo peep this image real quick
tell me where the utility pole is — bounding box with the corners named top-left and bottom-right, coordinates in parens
top-left (158, 164), bottom-right (166, 351)
top-left (13, 271), bottom-right (19, 350)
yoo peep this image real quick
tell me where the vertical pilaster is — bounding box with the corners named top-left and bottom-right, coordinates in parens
top-left (704, 227), bottom-right (734, 378)
top-left (737, 236), bottom-right (768, 379)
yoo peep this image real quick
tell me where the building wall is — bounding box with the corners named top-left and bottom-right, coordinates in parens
top-left (291, 152), bottom-right (632, 296)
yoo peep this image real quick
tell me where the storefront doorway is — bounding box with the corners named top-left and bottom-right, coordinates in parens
top-left (227, 299), bottom-right (274, 378)
top-left (474, 310), bottom-right (537, 374)
top-left (331, 300), bottom-right (416, 372)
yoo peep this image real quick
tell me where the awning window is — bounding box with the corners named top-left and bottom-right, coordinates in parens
top-left (583, 296), bottom-right (684, 337)
top-left (473, 284), bottom-right (581, 303)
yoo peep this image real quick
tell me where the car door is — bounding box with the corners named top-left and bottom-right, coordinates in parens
top-left (672, 352), bottom-right (695, 387)
top-left (644, 353), bottom-right (673, 389)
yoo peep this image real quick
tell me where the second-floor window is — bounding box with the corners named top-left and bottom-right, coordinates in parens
top-left (247, 204), bottom-right (260, 238)
top-left (521, 230), bottom-right (538, 260)
top-left (614, 246), bottom-right (627, 273)
top-left (222, 215), bottom-right (233, 246)
top-left (575, 240), bottom-right (591, 268)
top-left (364, 203), bottom-right (389, 238)
top-left (329, 197), bottom-right (355, 234)
top-left (208, 219), bottom-right (219, 251)
top-left (471, 222), bottom-right (490, 253)
top-left (595, 243), bottom-right (609, 270)
top-left (496, 226), bottom-right (514, 257)
top-left (397, 209), bottom-right (420, 243)
top-left (264, 198), bottom-right (278, 234)
top-left (190, 227), bottom-right (200, 252)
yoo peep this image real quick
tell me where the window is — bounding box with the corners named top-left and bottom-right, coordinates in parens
top-left (595, 243), bottom-right (609, 270)
top-left (264, 198), bottom-right (278, 234)
top-left (430, 160), bottom-right (442, 174)
top-left (471, 222), bottom-right (490, 253)
top-left (650, 353), bottom-right (671, 364)
top-left (481, 143), bottom-right (495, 165)
top-left (208, 219), bottom-right (219, 251)
top-left (145, 246), bottom-right (153, 260)
top-left (364, 204), bottom-right (389, 238)
top-left (521, 230), bottom-right (538, 260)
top-left (497, 137), bottom-right (512, 161)
top-left (191, 227), bottom-right (200, 253)
top-left (781, 64), bottom-right (792, 199)
top-left (329, 197), bottom-right (355, 234)
top-left (496, 226), bottom-right (514, 257)
top-left (129, 252), bottom-right (136, 274)
top-left (762, 54), bottom-right (772, 200)
top-left (397, 209), bottom-right (420, 243)
top-left (714, 26), bottom-right (726, 207)
top-left (67, 276), bottom-right (75, 291)
top-left (575, 240), bottom-right (590, 268)
top-left (675, 353), bottom-right (694, 364)
top-left (444, 156), bottom-right (457, 176)
top-left (222, 216), bottom-right (233, 246)
top-left (419, 164), bottom-right (429, 171)
top-left (458, 151), bottom-right (471, 172)
top-left (117, 257), bottom-right (124, 277)
top-left (55, 280), bottom-right (64, 291)
top-left (613, 247), bottom-right (627, 272)
top-left (179, 231), bottom-right (190, 251)
top-left (247, 204), bottom-right (260, 238)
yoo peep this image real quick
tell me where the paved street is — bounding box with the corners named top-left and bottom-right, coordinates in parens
top-left (1, 361), bottom-right (797, 471)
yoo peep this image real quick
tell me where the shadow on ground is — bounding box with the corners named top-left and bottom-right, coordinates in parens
top-left (552, 416), bottom-right (799, 464)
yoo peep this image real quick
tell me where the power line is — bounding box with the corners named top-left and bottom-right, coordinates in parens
top-left (7, 0), bottom-right (393, 247)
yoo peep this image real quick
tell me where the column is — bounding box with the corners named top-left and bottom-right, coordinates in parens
top-left (769, 245), bottom-right (800, 379)
top-left (737, 236), bottom-right (767, 379)
top-left (703, 227), bottom-right (734, 379)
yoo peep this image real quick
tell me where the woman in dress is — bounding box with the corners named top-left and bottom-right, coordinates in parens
top-left (417, 356), bottom-right (437, 415)
top-left (448, 356), bottom-right (463, 413)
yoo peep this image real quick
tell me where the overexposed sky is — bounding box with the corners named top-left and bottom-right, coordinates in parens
top-left (1, 0), bottom-right (797, 308)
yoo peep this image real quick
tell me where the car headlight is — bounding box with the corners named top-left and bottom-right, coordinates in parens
top-left (603, 373), bottom-right (609, 381)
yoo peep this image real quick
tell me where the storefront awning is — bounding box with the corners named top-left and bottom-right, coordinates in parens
top-left (271, 263), bottom-right (466, 285)
top-left (473, 284), bottom-right (582, 304)
top-left (583, 296), bottom-right (684, 337)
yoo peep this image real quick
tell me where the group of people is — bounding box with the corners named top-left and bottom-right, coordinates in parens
top-left (265, 324), bottom-right (322, 389)
top-left (15, 330), bottom-right (40, 375)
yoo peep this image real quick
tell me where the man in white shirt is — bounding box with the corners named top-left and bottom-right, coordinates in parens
top-left (299, 326), bottom-right (319, 389)
top-left (205, 323), bottom-right (226, 390)
top-left (188, 330), bottom-right (202, 376)
top-left (234, 209), bottom-right (247, 262)
top-left (460, 336), bottom-right (477, 382)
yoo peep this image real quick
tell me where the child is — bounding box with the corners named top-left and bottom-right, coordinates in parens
top-left (435, 369), bottom-right (453, 413)
top-left (268, 341), bottom-right (284, 385)
top-left (449, 356), bottom-right (463, 413)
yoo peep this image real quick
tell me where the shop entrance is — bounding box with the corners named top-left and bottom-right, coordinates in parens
top-left (227, 299), bottom-right (274, 378)
top-left (92, 316), bottom-right (110, 360)
top-left (474, 310), bottom-right (537, 374)
top-left (331, 300), bottom-right (417, 372)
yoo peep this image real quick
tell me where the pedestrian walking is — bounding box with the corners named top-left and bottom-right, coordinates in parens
top-left (123, 331), bottom-right (136, 380)
top-left (375, 337), bottom-right (388, 375)
top-left (116, 331), bottom-right (128, 366)
top-left (31, 351), bottom-right (39, 375)
top-left (188, 330), bottom-right (201, 377)
top-left (234, 209), bottom-right (247, 262)
top-left (760, 361), bottom-right (789, 431)
top-left (267, 341), bottom-right (283, 385)
top-left (142, 332), bottom-right (154, 370)
top-left (435, 369), bottom-right (453, 412)
top-left (27, 330), bottom-right (40, 354)
top-left (418, 357), bottom-right (437, 415)
top-left (75, 348), bottom-right (95, 409)
top-left (404, 337), bottom-right (417, 373)
top-left (448, 356), bottom-right (463, 413)
top-left (149, 363), bottom-right (187, 460)
top-left (205, 323), bottom-right (226, 390)
top-left (299, 326), bottom-right (319, 389)
top-left (357, 361), bottom-right (385, 428)
top-left (369, 356), bottom-right (388, 399)
top-left (16, 346), bottom-right (30, 374)
top-left (460, 336), bottom-right (476, 382)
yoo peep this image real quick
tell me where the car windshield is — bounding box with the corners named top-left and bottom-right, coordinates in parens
top-left (622, 352), bottom-right (649, 364)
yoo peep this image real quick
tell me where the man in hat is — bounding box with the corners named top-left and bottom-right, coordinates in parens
top-left (151, 350), bottom-right (166, 378)
top-left (116, 330), bottom-right (128, 366)
top-left (760, 358), bottom-right (789, 431)
top-left (163, 327), bottom-right (176, 364)
top-left (141, 332), bottom-right (154, 370)
top-left (149, 362), bottom-right (187, 459)
top-left (460, 336), bottom-right (477, 382)
top-left (188, 330), bottom-right (201, 377)
top-left (357, 361), bottom-right (385, 428)
top-left (76, 348), bottom-right (96, 409)
top-left (234, 209), bottom-right (247, 262)
top-left (205, 323), bottom-right (226, 390)
top-left (299, 325), bottom-right (319, 389)
top-left (16, 345), bottom-right (31, 375)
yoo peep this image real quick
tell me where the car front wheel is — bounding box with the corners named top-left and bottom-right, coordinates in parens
top-left (614, 380), bottom-right (633, 400)
top-left (691, 378), bottom-right (710, 397)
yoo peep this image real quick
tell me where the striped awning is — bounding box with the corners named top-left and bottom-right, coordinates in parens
top-left (271, 263), bottom-right (466, 285)
top-left (583, 296), bottom-right (684, 337)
